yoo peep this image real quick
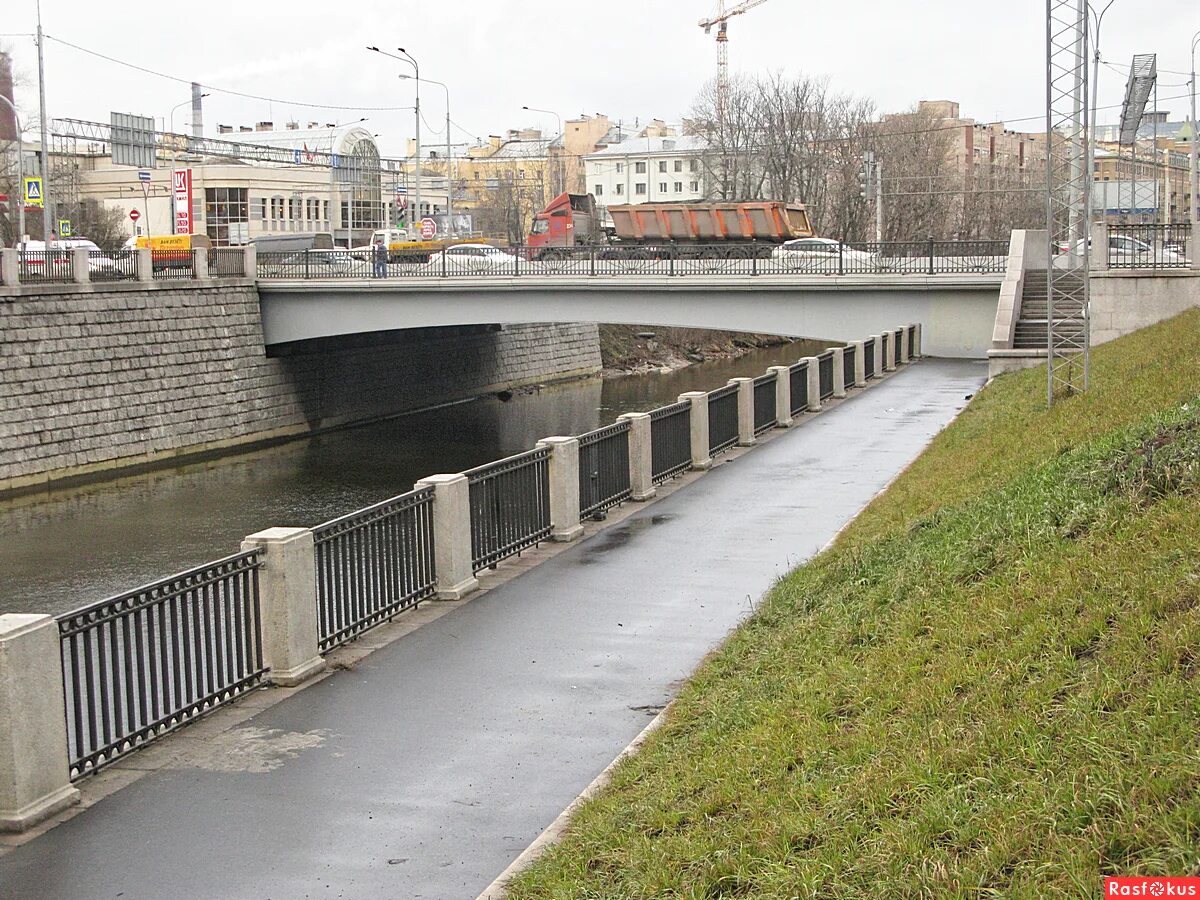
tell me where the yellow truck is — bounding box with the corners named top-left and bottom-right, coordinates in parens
top-left (367, 228), bottom-right (481, 263)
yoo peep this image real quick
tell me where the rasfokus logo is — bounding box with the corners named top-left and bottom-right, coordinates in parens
top-left (1105, 877), bottom-right (1200, 897)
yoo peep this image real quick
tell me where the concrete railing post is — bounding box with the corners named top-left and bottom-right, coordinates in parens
top-left (193, 247), bottom-right (209, 280)
top-left (618, 412), bottom-right (656, 501)
top-left (414, 474), bottom-right (480, 599)
top-left (0, 614), bottom-right (80, 832)
top-left (1090, 223), bottom-right (1109, 271)
top-left (240, 527), bottom-right (326, 687)
top-left (136, 248), bottom-right (153, 282)
top-left (831, 347), bottom-right (846, 398)
top-left (885, 334), bottom-right (897, 371)
top-left (899, 327), bottom-right (911, 364)
top-left (728, 377), bottom-right (756, 446)
top-left (677, 391), bottom-right (712, 471)
top-left (243, 245), bottom-right (258, 280)
top-left (800, 357), bottom-right (821, 411)
top-left (767, 365), bottom-right (792, 427)
top-left (913, 324), bottom-right (923, 358)
top-left (0, 248), bottom-right (18, 287)
top-left (871, 335), bottom-right (884, 378)
top-left (71, 247), bottom-right (90, 285)
top-left (851, 340), bottom-right (866, 387)
top-left (537, 436), bottom-right (584, 541)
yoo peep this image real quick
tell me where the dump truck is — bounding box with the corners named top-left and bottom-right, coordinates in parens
top-left (527, 192), bottom-right (813, 259)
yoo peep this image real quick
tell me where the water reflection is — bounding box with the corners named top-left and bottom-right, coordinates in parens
top-left (0, 341), bottom-right (823, 616)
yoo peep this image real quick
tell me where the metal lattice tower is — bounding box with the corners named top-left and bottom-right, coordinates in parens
top-left (1045, 0), bottom-right (1091, 405)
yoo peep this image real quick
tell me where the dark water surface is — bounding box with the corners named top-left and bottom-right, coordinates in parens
top-left (0, 342), bottom-right (823, 617)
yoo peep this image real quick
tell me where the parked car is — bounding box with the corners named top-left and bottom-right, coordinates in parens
top-left (426, 243), bottom-right (514, 272)
top-left (262, 249), bottom-right (356, 275)
top-left (771, 237), bottom-right (876, 272)
top-left (1056, 235), bottom-right (1189, 265)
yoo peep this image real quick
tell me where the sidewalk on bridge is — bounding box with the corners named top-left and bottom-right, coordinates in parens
top-left (0, 358), bottom-right (988, 900)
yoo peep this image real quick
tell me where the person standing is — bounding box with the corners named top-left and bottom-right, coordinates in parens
top-left (372, 238), bottom-right (388, 278)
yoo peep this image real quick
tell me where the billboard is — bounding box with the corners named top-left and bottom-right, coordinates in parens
top-left (173, 168), bottom-right (193, 234)
top-left (1091, 180), bottom-right (1158, 215)
top-left (110, 112), bottom-right (157, 169)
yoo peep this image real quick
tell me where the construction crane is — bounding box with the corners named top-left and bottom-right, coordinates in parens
top-left (698, 0), bottom-right (771, 122)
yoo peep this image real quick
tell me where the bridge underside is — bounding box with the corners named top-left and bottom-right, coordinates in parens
top-left (258, 276), bottom-right (1003, 358)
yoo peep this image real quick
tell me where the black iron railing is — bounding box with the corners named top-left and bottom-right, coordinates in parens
top-left (18, 250), bottom-right (74, 283)
top-left (312, 487), bottom-right (437, 652)
top-left (152, 249), bottom-right (196, 280)
top-left (56, 551), bottom-right (264, 780)
top-left (209, 248), bottom-right (247, 277)
top-left (753, 373), bottom-right (777, 434)
top-left (649, 401), bottom-right (692, 483)
top-left (906, 325), bottom-right (917, 357)
top-left (817, 350), bottom-right (835, 400)
top-left (1106, 223), bottom-right (1192, 269)
top-left (578, 421), bottom-right (631, 518)
top-left (893, 328), bottom-right (905, 360)
top-left (843, 344), bottom-right (856, 388)
top-left (708, 383), bottom-right (739, 456)
top-left (863, 338), bottom-right (877, 379)
top-left (466, 448), bottom-right (552, 571)
top-left (880, 331), bottom-right (891, 367)
top-left (789, 360), bottom-right (810, 416)
top-left (88, 250), bottom-right (138, 281)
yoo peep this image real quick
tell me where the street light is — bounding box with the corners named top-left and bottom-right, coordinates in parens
top-left (1189, 29), bottom-right (1199, 230)
top-left (401, 73), bottom-right (453, 235)
top-left (167, 93), bottom-right (209, 137)
top-left (523, 105), bottom-right (563, 196)
top-left (367, 46), bottom-right (422, 231)
top-left (0, 95), bottom-right (25, 247)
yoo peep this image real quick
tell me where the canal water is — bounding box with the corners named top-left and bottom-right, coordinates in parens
top-left (0, 342), bottom-right (825, 617)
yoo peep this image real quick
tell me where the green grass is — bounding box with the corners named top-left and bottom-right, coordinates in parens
top-left (506, 309), bottom-right (1200, 899)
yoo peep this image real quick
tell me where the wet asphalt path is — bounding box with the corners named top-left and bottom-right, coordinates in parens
top-left (0, 359), bottom-right (986, 900)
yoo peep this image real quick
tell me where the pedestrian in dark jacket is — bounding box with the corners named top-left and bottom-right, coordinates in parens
top-left (373, 239), bottom-right (388, 278)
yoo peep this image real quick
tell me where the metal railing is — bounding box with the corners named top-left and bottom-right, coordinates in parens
top-left (893, 328), bottom-right (905, 359)
top-left (817, 350), bottom-right (835, 401)
top-left (707, 383), bottom-right (740, 456)
top-left (152, 249), bottom-right (196, 281)
top-left (753, 372), bottom-right (777, 434)
top-left (56, 551), bottom-right (265, 780)
top-left (312, 487), bottom-right (437, 653)
top-left (254, 240), bottom-right (1009, 280)
top-left (649, 401), bottom-right (692, 483)
top-left (906, 325), bottom-right (917, 357)
top-left (578, 421), bottom-right (632, 519)
top-left (88, 250), bottom-right (138, 281)
top-left (863, 338), bottom-right (876, 379)
top-left (1106, 223), bottom-right (1192, 269)
top-left (209, 247), bottom-right (247, 277)
top-left (880, 331), bottom-right (891, 367)
top-left (466, 448), bottom-right (552, 571)
top-left (789, 360), bottom-right (810, 416)
top-left (18, 250), bottom-right (74, 283)
top-left (843, 344), bottom-right (856, 388)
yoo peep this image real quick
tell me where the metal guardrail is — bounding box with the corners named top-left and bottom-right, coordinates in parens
top-left (893, 328), bottom-right (905, 359)
top-left (788, 360), bottom-right (810, 416)
top-left (254, 240), bottom-right (1009, 280)
top-left (906, 325), bottom-right (917, 356)
top-left (209, 248), bottom-right (247, 277)
top-left (649, 401), bottom-right (692, 483)
top-left (707, 383), bottom-right (740, 456)
top-left (18, 250), bottom-right (74, 284)
top-left (466, 448), bottom-right (552, 571)
top-left (752, 373), bottom-right (777, 434)
top-left (817, 350), bottom-right (835, 401)
top-left (152, 249), bottom-right (196, 281)
top-left (56, 550), bottom-right (265, 780)
top-left (863, 338), bottom-right (876, 379)
top-left (88, 250), bottom-right (138, 282)
top-left (312, 487), bottom-right (437, 653)
top-left (1106, 223), bottom-right (1192, 269)
top-left (843, 344), bottom-right (856, 388)
top-left (578, 421), bottom-right (632, 519)
top-left (880, 331), bottom-right (891, 367)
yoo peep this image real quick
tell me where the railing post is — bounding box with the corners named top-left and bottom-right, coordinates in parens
top-left (304, 248), bottom-right (311, 280)
top-left (728, 377), bottom-right (756, 446)
top-left (242, 245), bottom-right (257, 280)
top-left (751, 252), bottom-right (758, 277)
top-left (71, 247), bottom-right (90, 285)
top-left (442, 246), bottom-right (449, 277)
top-left (767, 366), bottom-right (792, 427)
top-left (536, 437), bottom-right (584, 542)
top-left (885, 333), bottom-right (897, 371)
top-left (838, 240), bottom-right (844, 276)
top-left (928, 237), bottom-right (935, 275)
top-left (589, 245), bottom-right (596, 277)
top-left (913, 323), bottom-right (923, 357)
top-left (851, 340), bottom-right (867, 387)
top-left (240, 527), bottom-right (326, 686)
top-left (831, 347), bottom-right (847, 398)
top-left (618, 412), bottom-right (656, 500)
top-left (193, 247), bottom-right (209, 280)
top-left (871, 335), bottom-right (884, 377)
top-left (0, 615), bottom-right (80, 832)
top-left (136, 248), bottom-right (153, 282)
top-left (677, 391), bottom-right (712, 471)
top-left (899, 326), bottom-right (911, 364)
top-left (800, 357), bottom-right (821, 412)
top-left (668, 246), bottom-right (675, 277)
top-left (414, 474), bottom-right (480, 600)
top-left (1090, 223), bottom-right (1109, 271)
top-left (0, 248), bottom-right (18, 287)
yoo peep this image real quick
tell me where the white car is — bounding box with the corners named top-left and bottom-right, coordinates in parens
top-left (1056, 235), bottom-right (1189, 266)
top-left (427, 243), bottom-right (514, 273)
top-left (771, 237), bottom-right (876, 272)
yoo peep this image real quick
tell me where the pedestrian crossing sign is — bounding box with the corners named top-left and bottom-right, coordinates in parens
top-left (23, 177), bottom-right (43, 208)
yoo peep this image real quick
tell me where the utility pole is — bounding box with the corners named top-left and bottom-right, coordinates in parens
top-left (1189, 31), bottom-right (1199, 230)
top-left (875, 161), bottom-right (884, 243)
top-left (35, 0), bottom-right (51, 241)
top-left (1087, 2), bottom-right (1115, 229)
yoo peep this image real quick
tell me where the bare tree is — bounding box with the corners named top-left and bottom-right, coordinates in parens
top-left (474, 170), bottom-right (545, 244)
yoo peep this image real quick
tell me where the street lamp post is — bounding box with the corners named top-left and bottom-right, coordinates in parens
top-left (0, 96), bottom-right (25, 247)
top-left (523, 105), bottom-right (563, 196)
top-left (403, 73), bottom-right (452, 235)
top-left (1189, 30), bottom-right (1199, 230)
top-left (368, 46), bottom-right (422, 233)
top-left (1087, 1), bottom-right (1115, 226)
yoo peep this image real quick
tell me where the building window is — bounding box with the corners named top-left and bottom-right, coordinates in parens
top-left (658, 161), bottom-right (667, 173)
top-left (616, 163), bottom-right (623, 173)
top-left (635, 182), bottom-right (646, 195)
top-left (258, 198), bottom-right (267, 221)
top-left (690, 160), bottom-right (699, 172)
top-left (690, 181), bottom-right (699, 192)
top-left (204, 187), bottom-right (249, 246)
top-left (595, 184), bottom-right (604, 196)
top-left (659, 182), bottom-right (667, 193)
top-left (635, 161), bottom-right (646, 174)
top-left (674, 182), bottom-right (683, 193)
top-left (674, 160), bottom-right (683, 173)
top-left (615, 183), bottom-right (624, 195)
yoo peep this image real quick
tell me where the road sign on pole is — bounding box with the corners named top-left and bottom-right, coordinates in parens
top-left (420, 216), bottom-right (437, 240)
top-left (22, 177), bottom-right (43, 208)
top-left (129, 208), bottom-right (141, 223)
top-left (138, 170), bottom-right (152, 183)
top-left (57, 218), bottom-right (72, 237)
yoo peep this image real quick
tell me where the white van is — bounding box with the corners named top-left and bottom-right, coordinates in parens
top-left (20, 238), bottom-right (119, 274)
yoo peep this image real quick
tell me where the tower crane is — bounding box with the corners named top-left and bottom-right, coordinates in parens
top-left (698, 0), bottom-right (771, 123)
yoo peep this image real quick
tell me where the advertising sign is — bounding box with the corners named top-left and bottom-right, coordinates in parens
top-left (173, 168), bottom-right (193, 235)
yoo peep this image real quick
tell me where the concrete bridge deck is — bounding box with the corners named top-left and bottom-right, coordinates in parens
top-left (0, 359), bottom-right (987, 899)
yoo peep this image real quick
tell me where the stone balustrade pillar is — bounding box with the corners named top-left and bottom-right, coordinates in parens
top-left (0, 614), bottom-right (80, 832)
top-left (912, 324), bottom-right (923, 358)
top-left (243, 245), bottom-right (258, 280)
top-left (537, 437), bottom-right (584, 541)
top-left (885, 334), bottom-right (897, 371)
top-left (0, 248), bottom-right (18, 287)
top-left (871, 335), bottom-right (884, 378)
top-left (240, 527), bottom-right (326, 686)
top-left (618, 413), bottom-right (656, 501)
top-left (767, 366), bottom-right (792, 428)
top-left (193, 247), bottom-right (209, 280)
top-left (414, 474), bottom-right (479, 599)
top-left (800, 357), bottom-right (821, 411)
top-left (136, 248), bottom-right (153, 282)
top-left (851, 340), bottom-right (867, 387)
top-left (728, 377), bottom-right (756, 446)
top-left (71, 247), bottom-right (90, 285)
top-left (831, 347), bottom-right (846, 398)
top-left (677, 391), bottom-right (712, 471)
top-left (899, 326), bottom-right (911, 364)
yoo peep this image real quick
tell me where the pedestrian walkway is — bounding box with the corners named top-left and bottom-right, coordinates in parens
top-left (0, 359), bottom-right (986, 900)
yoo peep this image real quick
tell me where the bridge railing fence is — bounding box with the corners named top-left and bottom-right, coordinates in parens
top-left (17, 249), bottom-right (74, 283)
top-left (152, 249), bottom-right (196, 281)
top-left (863, 338), bottom-right (877, 379)
top-left (578, 421), bottom-right (632, 519)
top-left (817, 350), bottom-right (835, 401)
top-left (88, 250), bottom-right (138, 282)
top-left (843, 344), bottom-right (857, 387)
top-left (466, 448), bottom-right (552, 571)
top-left (753, 372), bottom-right (778, 434)
top-left (707, 383), bottom-right (740, 456)
top-left (789, 360), bottom-right (810, 416)
top-left (649, 401), bottom-right (692, 483)
top-left (1107, 223), bottom-right (1192, 269)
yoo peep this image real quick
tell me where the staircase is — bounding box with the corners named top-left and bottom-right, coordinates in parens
top-left (1013, 270), bottom-right (1087, 349)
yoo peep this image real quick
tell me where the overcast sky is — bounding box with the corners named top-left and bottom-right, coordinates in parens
top-left (4, 1), bottom-right (1198, 158)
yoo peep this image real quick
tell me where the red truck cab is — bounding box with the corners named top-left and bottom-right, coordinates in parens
top-left (528, 192), bottom-right (598, 255)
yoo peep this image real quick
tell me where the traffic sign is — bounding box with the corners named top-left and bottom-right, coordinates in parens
top-left (420, 217), bottom-right (437, 240)
top-left (129, 208), bottom-right (141, 222)
top-left (138, 170), bottom-right (152, 183)
top-left (57, 219), bottom-right (72, 237)
top-left (22, 177), bottom-right (43, 208)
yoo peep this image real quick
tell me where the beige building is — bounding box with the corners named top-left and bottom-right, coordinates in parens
top-left (909, 100), bottom-right (1047, 178)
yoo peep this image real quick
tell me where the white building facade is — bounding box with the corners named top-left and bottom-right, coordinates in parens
top-left (583, 132), bottom-right (708, 212)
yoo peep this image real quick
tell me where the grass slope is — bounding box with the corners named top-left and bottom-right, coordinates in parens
top-left (508, 309), bottom-right (1200, 899)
